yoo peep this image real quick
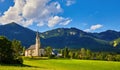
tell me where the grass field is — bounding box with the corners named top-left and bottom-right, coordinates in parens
top-left (0, 58), bottom-right (120, 70)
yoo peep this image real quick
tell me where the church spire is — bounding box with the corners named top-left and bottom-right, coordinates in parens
top-left (35, 30), bottom-right (40, 56)
top-left (36, 30), bottom-right (39, 39)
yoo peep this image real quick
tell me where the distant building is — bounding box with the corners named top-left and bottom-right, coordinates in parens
top-left (25, 31), bottom-right (45, 56)
top-left (52, 49), bottom-right (62, 57)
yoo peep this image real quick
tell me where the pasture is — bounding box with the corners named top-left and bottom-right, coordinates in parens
top-left (0, 58), bottom-right (120, 70)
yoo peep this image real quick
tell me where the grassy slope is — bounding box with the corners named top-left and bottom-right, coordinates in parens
top-left (0, 59), bottom-right (120, 70)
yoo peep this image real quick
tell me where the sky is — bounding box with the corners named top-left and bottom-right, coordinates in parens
top-left (0, 0), bottom-right (120, 32)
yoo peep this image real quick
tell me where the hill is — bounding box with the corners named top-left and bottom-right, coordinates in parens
top-left (0, 22), bottom-right (120, 52)
top-left (41, 28), bottom-right (113, 51)
top-left (92, 30), bottom-right (120, 41)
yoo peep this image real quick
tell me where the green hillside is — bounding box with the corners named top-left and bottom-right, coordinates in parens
top-left (1, 58), bottom-right (120, 70)
top-left (111, 38), bottom-right (120, 47)
top-left (0, 23), bottom-right (120, 52)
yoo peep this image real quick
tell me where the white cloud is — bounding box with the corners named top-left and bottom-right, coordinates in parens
top-left (84, 24), bottom-right (103, 32)
top-left (60, 18), bottom-right (72, 25)
top-left (48, 16), bottom-right (62, 27)
top-left (0, 0), bottom-right (71, 27)
top-left (37, 21), bottom-right (44, 27)
top-left (0, 0), bottom-right (4, 2)
top-left (48, 16), bottom-right (71, 27)
top-left (66, 0), bottom-right (75, 6)
top-left (90, 24), bottom-right (103, 30)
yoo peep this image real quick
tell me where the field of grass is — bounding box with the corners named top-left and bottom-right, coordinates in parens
top-left (0, 58), bottom-right (120, 70)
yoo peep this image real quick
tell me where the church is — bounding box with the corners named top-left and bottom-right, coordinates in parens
top-left (25, 31), bottom-right (45, 56)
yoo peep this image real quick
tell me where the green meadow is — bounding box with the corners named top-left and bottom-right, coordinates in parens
top-left (1, 58), bottom-right (120, 70)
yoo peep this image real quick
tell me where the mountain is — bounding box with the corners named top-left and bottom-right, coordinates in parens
top-left (41, 28), bottom-right (118, 52)
top-left (0, 22), bottom-right (36, 47)
top-left (92, 30), bottom-right (120, 41)
top-left (0, 22), bottom-right (120, 52)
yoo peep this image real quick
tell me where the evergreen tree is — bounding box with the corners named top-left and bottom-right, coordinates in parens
top-left (63, 47), bottom-right (69, 58)
top-left (69, 51), bottom-right (73, 59)
top-left (74, 52), bottom-right (79, 59)
top-left (86, 49), bottom-right (91, 59)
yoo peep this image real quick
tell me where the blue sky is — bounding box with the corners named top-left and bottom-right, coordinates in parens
top-left (0, 0), bottom-right (120, 32)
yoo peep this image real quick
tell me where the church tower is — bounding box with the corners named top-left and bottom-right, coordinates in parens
top-left (35, 31), bottom-right (40, 56)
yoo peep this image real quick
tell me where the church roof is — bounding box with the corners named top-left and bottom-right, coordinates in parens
top-left (26, 45), bottom-right (43, 50)
top-left (27, 45), bottom-right (35, 50)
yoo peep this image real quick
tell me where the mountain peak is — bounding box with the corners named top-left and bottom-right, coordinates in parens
top-left (6, 22), bottom-right (21, 26)
top-left (10, 22), bottom-right (17, 24)
top-left (100, 30), bottom-right (119, 34)
top-left (1, 22), bottom-right (25, 30)
top-left (105, 30), bottom-right (118, 33)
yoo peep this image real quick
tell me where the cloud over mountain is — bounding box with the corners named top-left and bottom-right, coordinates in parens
top-left (84, 24), bottom-right (103, 32)
top-left (0, 0), bottom-right (72, 27)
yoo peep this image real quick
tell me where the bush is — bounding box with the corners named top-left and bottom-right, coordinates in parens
top-left (14, 57), bottom-right (23, 64)
top-left (115, 55), bottom-right (120, 61)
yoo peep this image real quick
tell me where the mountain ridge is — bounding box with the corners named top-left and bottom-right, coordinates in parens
top-left (0, 22), bottom-right (120, 52)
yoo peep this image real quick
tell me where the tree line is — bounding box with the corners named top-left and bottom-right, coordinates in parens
top-left (61, 47), bottom-right (120, 61)
top-left (46, 47), bottom-right (120, 61)
top-left (1, 35), bottom-right (120, 64)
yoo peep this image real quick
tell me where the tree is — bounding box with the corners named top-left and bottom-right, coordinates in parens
top-left (11, 40), bottom-right (23, 58)
top-left (45, 46), bottom-right (52, 58)
top-left (11, 40), bottom-right (23, 64)
top-left (115, 55), bottom-right (120, 61)
top-left (69, 51), bottom-right (73, 59)
top-left (86, 49), bottom-right (91, 59)
top-left (96, 52), bottom-right (107, 60)
top-left (80, 48), bottom-right (86, 59)
top-left (74, 51), bottom-right (79, 59)
top-left (0, 36), bottom-right (23, 64)
top-left (0, 36), bottom-right (13, 64)
top-left (63, 47), bottom-right (70, 58)
top-left (22, 46), bottom-right (26, 56)
top-left (106, 54), bottom-right (115, 61)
